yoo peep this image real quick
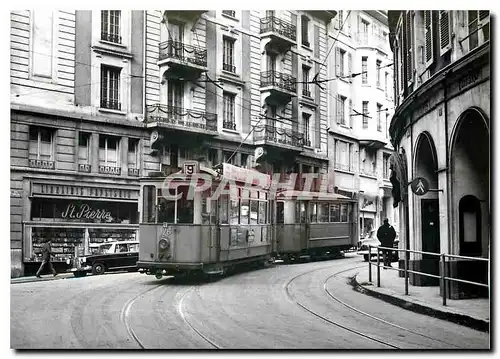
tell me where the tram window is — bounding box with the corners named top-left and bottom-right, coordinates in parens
top-left (201, 198), bottom-right (210, 225)
top-left (319, 204), bottom-right (329, 223)
top-left (143, 185), bottom-right (156, 223)
top-left (340, 204), bottom-right (348, 222)
top-left (276, 202), bottom-right (284, 224)
top-left (329, 204), bottom-right (340, 222)
top-left (250, 201), bottom-right (259, 225)
top-left (295, 202), bottom-right (306, 223)
top-left (310, 203), bottom-right (317, 223)
top-left (176, 187), bottom-right (194, 224)
top-left (258, 201), bottom-right (266, 224)
top-left (158, 197), bottom-right (175, 223)
top-left (230, 200), bottom-right (240, 224)
top-left (219, 196), bottom-right (228, 224)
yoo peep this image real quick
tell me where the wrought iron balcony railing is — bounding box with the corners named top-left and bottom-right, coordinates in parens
top-left (223, 63), bottom-right (236, 73)
top-left (101, 31), bottom-right (122, 44)
top-left (159, 40), bottom-right (207, 67)
top-left (260, 16), bottom-right (297, 42)
top-left (302, 88), bottom-right (311, 97)
top-left (260, 71), bottom-right (297, 93)
top-left (99, 165), bottom-right (121, 176)
top-left (223, 121), bottom-right (237, 130)
top-left (100, 99), bottom-right (121, 111)
top-left (145, 104), bottom-right (218, 132)
top-left (254, 124), bottom-right (304, 148)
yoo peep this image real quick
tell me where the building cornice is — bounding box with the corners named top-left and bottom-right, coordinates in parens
top-left (389, 42), bottom-right (490, 146)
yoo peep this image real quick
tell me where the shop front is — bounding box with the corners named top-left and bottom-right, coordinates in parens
top-left (359, 194), bottom-right (378, 239)
top-left (23, 181), bottom-right (139, 275)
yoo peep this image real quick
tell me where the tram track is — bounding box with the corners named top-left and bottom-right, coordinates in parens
top-left (322, 271), bottom-right (462, 349)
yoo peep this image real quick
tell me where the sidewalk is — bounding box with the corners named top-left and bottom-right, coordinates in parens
top-left (11, 272), bottom-right (75, 285)
top-left (352, 263), bottom-right (490, 332)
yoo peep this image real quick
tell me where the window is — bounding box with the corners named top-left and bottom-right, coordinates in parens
top-left (340, 204), bottom-right (348, 222)
top-left (406, 11), bottom-right (413, 82)
top-left (362, 101), bottom-right (369, 128)
top-left (168, 79), bottom-right (184, 111)
top-left (99, 135), bottom-right (120, 167)
top-left (223, 37), bottom-right (236, 73)
top-left (302, 66), bottom-right (310, 97)
top-left (424, 11), bottom-right (434, 66)
top-left (337, 95), bottom-right (346, 125)
top-left (100, 65), bottom-right (121, 110)
top-left (101, 10), bottom-right (121, 44)
top-left (223, 92), bottom-right (236, 130)
top-left (301, 15), bottom-right (309, 47)
top-left (32, 10), bottom-right (54, 79)
top-left (386, 112), bottom-right (390, 139)
top-left (302, 113), bottom-right (311, 146)
top-left (78, 132), bottom-right (91, 164)
top-left (361, 57), bottom-right (368, 84)
top-left (208, 148), bottom-right (218, 166)
top-left (376, 60), bottom-right (381, 87)
top-left (385, 72), bottom-right (389, 93)
top-left (377, 104), bottom-right (383, 132)
top-left (337, 10), bottom-right (343, 29)
top-left (361, 19), bottom-right (369, 42)
top-left (128, 138), bottom-right (139, 169)
top-left (467, 11), bottom-right (489, 50)
top-left (335, 140), bottom-right (351, 171)
top-left (29, 126), bottom-right (54, 161)
top-left (241, 153), bottom-right (249, 168)
top-left (383, 153), bottom-right (390, 179)
top-left (329, 204), bottom-right (340, 222)
top-left (223, 151), bottom-right (234, 165)
top-left (339, 49), bottom-right (346, 77)
top-left (222, 10), bottom-right (236, 18)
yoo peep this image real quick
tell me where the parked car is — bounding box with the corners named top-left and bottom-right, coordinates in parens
top-left (70, 241), bottom-right (139, 277)
top-left (357, 230), bottom-right (399, 262)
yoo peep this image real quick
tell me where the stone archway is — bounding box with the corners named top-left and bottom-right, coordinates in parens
top-left (412, 132), bottom-right (440, 285)
top-left (449, 107), bottom-right (489, 298)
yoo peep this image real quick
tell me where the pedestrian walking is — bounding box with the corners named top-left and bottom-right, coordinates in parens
top-left (376, 218), bottom-right (397, 268)
top-left (35, 239), bottom-right (57, 278)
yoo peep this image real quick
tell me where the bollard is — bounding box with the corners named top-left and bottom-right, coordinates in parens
top-left (404, 248), bottom-right (409, 295)
top-left (368, 246), bottom-right (372, 282)
top-left (377, 247), bottom-right (381, 287)
top-left (441, 253), bottom-right (447, 306)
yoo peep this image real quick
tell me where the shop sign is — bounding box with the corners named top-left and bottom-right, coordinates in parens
top-left (359, 195), bottom-right (376, 212)
top-left (32, 183), bottom-right (138, 200)
top-left (61, 203), bottom-right (113, 221)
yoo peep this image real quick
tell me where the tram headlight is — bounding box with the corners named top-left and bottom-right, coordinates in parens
top-left (159, 239), bottom-right (169, 251)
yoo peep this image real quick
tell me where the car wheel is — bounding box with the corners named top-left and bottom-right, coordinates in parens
top-left (363, 254), bottom-right (369, 262)
top-left (92, 262), bottom-right (105, 275)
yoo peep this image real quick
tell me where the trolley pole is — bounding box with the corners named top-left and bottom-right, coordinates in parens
top-left (368, 246), bottom-right (372, 282)
top-left (441, 253), bottom-right (447, 306)
top-left (376, 247), bottom-right (381, 287)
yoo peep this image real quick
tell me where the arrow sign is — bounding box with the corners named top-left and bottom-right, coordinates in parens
top-left (410, 177), bottom-right (430, 196)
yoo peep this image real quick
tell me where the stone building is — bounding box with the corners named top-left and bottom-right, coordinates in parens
top-left (388, 10), bottom-right (490, 298)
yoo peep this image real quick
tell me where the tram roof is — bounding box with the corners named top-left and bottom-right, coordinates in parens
top-left (276, 190), bottom-right (352, 201)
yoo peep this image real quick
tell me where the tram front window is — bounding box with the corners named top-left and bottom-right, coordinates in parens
top-left (177, 186), bottom-right (194, 224)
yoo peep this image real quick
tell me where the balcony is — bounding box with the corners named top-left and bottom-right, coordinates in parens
top-left (253, 124), bottom-right (304, 153)
top-left (223, 63), bottom-right (236, 73)
top-left (128, 168), bottom-right (140, 177)
top-left (100, 31), bottom-right (122, 44)
top-left (260, 16), bottom-right (296, 53)
top-left (29, 159), bottom-right (55, 170)
top-left (223, 121), bottom-right (237, 131)
top-left (260, 71), bottom-right (297, 105)
top-left (100, 99), bottom-right (121, 111)
top-left (163, 10), bottom-right (208, 22)
top-left (158, 41), bottom-right (207, 79)
top-left (78, 163), bottom-right (91, 173)
top-left (99, 165), bottom-right (121, 176)
top-left (145, 104), bottom-right (218, 136)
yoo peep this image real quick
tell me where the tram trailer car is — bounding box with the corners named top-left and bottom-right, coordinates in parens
top-left (137, 162), bottom-right (274, 279)
top-left (273, 190), bottom-right (358, 263)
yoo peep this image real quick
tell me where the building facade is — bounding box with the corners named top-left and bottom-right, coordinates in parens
top-left (388, 11), bottom-right (490, 298)
top-left (327, 10), bottom-right (398, 239)
top-left (10, 10), bottom-right (340, 277)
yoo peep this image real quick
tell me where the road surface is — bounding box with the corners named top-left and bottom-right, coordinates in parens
top-left (10, 254), bottom-right (489, 349)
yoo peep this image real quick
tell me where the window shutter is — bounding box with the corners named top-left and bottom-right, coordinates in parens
top-left (439, 10), bottom-right (451, 55)
top-left (424, 10), bottom-right (434, 67)
top-left (348, 99), bottom-right (353, 128)
top-left (406, 11), bottom-right (413, 83)
top-left (336, 95), bottom-right (341, 123)
top-left (347, 52), bottom-right (352, 78)
top-left (398, 32), bottom-right (404, 91)
top-left (335, 47), bottom-right (340, 77)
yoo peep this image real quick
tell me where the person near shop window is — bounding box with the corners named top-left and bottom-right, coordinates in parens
top-left (376, 218), bottom-right (397, 268)
top-left (35, 239), bottom-right (57, 278)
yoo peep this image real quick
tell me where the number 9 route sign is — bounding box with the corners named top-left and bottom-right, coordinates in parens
top-left (410, 177), bottom-right (430, 196)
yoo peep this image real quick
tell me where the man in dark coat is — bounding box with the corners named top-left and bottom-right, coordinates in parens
top-left (376, 219), bottom-right (397, 268)
top-left (36, 239), bottom-right (57, 278)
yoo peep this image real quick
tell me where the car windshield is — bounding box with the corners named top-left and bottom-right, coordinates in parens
top-left (98, 244), bottom-right (113, 254)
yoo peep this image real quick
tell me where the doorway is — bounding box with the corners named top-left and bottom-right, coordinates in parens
top-left (421, 198), bottom-right (440, 259)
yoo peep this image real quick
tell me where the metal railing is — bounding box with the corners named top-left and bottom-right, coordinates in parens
top-left (260, 16), bottom-right (297, 42)
top-left (159, 40), bottom-right (207, 67)
top-left (145, 103), bottom-right (218, 132)
top-left (260, 71), bottom-right (297, 93)
top-left (253, 124), bottom-right (304, 148)
top-left (368, 245), bottom-right (489, 306)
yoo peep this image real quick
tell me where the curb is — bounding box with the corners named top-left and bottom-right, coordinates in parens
top-left (11, 274), bottom-right (75, 285)
top-left (350, 274), bottom-right (489, 333)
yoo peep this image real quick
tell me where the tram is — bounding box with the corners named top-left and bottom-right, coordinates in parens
top-left (272, 189), bottom-right (358, 262)
top-left (137, 161), bottom-right (273, 279)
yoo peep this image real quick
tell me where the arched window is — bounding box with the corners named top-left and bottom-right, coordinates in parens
top-left (459, 195), bottom-right (482, 256)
